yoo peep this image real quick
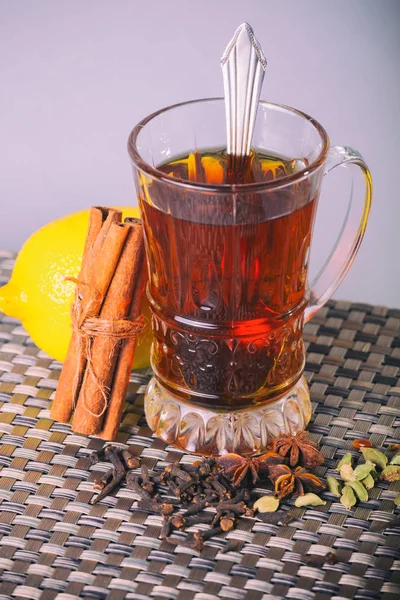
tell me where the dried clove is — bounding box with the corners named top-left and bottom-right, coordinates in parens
top-left (89, 434), bottom-right (329, 553)
top-left (185, 499), bottom-right (209, 516)
top-left (91, 470), bottom-right (125, 504)
top-left (325, 551), bottom-right (338, 565)
top-left (105, 446), bottom-right (126, 477)
top-left (198, 526), bottom-right (223, 541)
top-left (165, 464), bottom-right (192, 482)
top-left (210, 478), bottom-right (227, 496)
top-left (126, 472), bottom-right (153, 500)
top-left (160, 516), bottom-right (172, 539)
top-left (88, 447), bottom-right (106, 464)
top-left (137, 498), bottom-right (174, 516)
top-left (185, 514), bottom-right (215, 527)
top-left (220, 512), bottom-right (235, 532)
top-left (303, 551), bottom-right (338, 567)
top-left (216, 500), bottom-right (246, 515)
top-left (170, 514), bottom-right (186, 529)
top-left (140, 463), bottom-right (155, 494)
top-left (93, 467), bottom-right (114, 490)
top-left (121, 449), bottom-right (140, 470)
top-left (256, 510), bottom-right (287, 525)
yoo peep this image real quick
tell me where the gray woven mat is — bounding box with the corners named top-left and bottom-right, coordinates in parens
top-left (0, 251), bottom-right (399, 600)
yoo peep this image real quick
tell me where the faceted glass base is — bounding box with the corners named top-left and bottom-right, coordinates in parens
top-left (144, 376), bottom-right (312, 456)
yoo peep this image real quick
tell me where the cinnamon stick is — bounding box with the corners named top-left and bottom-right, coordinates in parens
top-left (98, 221), bottom-right (146, 440)
top-left (71, 218), bottom-right (145, 435)
top-left (50, 208), bottom-right (124, 422)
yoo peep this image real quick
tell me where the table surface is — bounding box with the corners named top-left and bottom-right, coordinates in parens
top-left (0, 252), bottom-right (399, 600)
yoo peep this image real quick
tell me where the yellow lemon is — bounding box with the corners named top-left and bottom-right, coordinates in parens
top-left (0, 207), bottom-right (152, 369)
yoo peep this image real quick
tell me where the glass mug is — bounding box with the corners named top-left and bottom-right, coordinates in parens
top-left (128, 98), bottom-right (372, 456)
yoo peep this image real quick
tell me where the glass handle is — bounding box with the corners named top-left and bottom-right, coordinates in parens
top-left (305, 145), bottom-right (372, 323)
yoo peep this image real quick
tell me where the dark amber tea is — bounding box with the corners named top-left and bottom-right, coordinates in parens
top-left (139, 148), bottom-right (317, 410)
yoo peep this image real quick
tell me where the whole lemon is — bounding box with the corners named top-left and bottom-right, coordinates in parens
top-left (0, 207), bottom-right (152, 368)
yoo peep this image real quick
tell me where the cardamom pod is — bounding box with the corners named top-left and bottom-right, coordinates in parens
top-left (394, 493), bottom-right (400, 506)
top-left (353, 463), bottom-right (375, 481)
top-left (381, 465), bottom-right (400, 482)
top-left (361, 473), bottom-right (375, 490)
top-left (336, 453), bottom-right (352, 471)
top-left (369, 465), bottom-right (379, 480)
top-left (360, 448), bottom-right (388, 469)
top-left (253, 495), bottom-right (280, 513)
top-left (294, 493), bottom-right (326, 507)
top-left (340, 485), bottom-right (357, 509)
top-left (340, 464), bottom-right (355, 482)
top-left (345, 480), bottom-right (368, 502)
top-left (326, 476), bottom-right (341, 497)
top-left (390, 452), bottom-right (400, 466)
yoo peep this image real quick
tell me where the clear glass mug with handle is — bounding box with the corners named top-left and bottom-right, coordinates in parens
top-left (128, 98), bottom-right (372, 456)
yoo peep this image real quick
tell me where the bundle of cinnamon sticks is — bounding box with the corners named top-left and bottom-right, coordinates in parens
top-left (50, 206), bottom-right (147, 440)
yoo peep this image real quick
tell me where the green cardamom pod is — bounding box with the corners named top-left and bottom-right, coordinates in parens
top-left (368, 465), bottom-right (379, 480)
top-left (340, 464), bottom-right (355, 482)
top-left (253, 495), bottom-right (280, 513)
top-left (353, 463), bottom-right (375, 481)
top-left (394, 493), bottom-right (400, 506)
top-left (361, 473), bottom-right (375, 490)
top-left (336, 453), bottom-right (352, 471)
top-left (326, 476), bottom-right (341, 497)
top-left (360, 448), bottom-right (388, 469)
top-left (346, 480), bottom-right (368, 502)
top-left (294, 493), bottom-right (326, 508)
top-left (390, 452), bottom-right (400, 466)
top-left (381, 465), bottom-right (400, 482)
top-left (340, 485), bottom-right (357, 509)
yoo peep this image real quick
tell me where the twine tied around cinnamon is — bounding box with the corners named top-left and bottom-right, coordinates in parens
top-left (67, 277), bottom-right (145, 418)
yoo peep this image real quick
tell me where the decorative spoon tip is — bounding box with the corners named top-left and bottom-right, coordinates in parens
top-left (221, 22), bottom-right (267, 70)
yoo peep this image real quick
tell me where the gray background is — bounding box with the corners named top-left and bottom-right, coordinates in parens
top-left (1, 0), bottom-right (399, 306)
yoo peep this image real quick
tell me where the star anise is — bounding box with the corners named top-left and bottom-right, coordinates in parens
top-left (271, 430), bottom-right (324, 469)
top-left (218, 452), bottom-right (283, 487)
top-left (268, 464), bottom-right (325, 499)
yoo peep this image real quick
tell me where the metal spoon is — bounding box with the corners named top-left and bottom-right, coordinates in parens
top-left (221, 23), bottom-right (267, 161)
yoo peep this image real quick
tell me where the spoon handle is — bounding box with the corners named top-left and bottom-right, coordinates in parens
top-left (221, 23), bottom-right (267, 159)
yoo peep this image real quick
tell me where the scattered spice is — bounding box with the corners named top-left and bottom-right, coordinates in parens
top-left (255, 510), bottom-right (287, 524)
top-left (93, 467), bottom-right (114, 490)
top-left (303, 551), bottom-right (337, 567)
top-left (390, 452), bottom-right (400, 466)
top-left (326, 476), bottom-right (341, 497)
top-left (340, 485), bottom-right (357, 510)
top-left (268, 464), bottom-right (325, 499)
top-left (345, 480), bottom-right (368, 502)
top-left (389, 444), bottom-right (400, 452)
top-left (381, 465), bottom-right (400, 482)
top-left (220, 513), bottom-right (235, 532)
top-left (340, 464), bottom-right (355, 482)
top-left (294, 493), bottom-right (326, 507)
top-left (361, 473), bottom-right (375, 490)
top-left (336, 453), bottom-right (352, 471)
top-left (88, 431), bottom-right (329, 552)
top-left (332, 441), bottom-right (400, 511)
top-left (360, 448), bottom-right (388, 469)
top-left (217, 452), bottom-right (282, 486)
top-left (352, 439), bottom-right (372, 449)
top-left (253, 495), bottom-right (280, 513)
top-left (353, 463), bottom-right (375, 481)
top-left (271, 430), bottom-right (324, 469)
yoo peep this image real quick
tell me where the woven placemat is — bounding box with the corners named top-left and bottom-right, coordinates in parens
top-left (0, 251), bottom-right (399, 600)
